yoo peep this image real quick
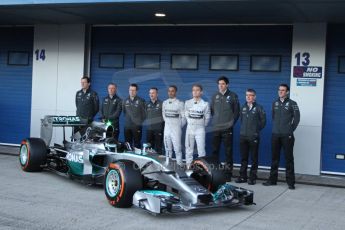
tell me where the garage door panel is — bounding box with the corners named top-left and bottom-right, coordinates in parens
top-left (322, 24), bottom-right (345, 173)
top-left (0, 27), bottom-right (33, 144)
top-left (91, 26), bottom-right (292, 167)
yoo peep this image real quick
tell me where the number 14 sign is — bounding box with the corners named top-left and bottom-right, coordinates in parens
top-left (34, 49), bottom-right (46, 61)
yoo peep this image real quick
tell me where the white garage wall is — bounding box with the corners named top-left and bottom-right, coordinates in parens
top-left (290, 23), bottom-right (327, 175)
top-left (31, 24), bottom-right (85, 144)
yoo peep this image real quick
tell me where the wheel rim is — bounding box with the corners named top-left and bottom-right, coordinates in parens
top-left (106, 169), bottom-right (121, 198)
top-left (19, 144), bottom-right (28, 166)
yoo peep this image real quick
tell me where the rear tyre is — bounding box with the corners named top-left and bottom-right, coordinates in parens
top-left (104, 160), bottom-right (143, 208)
top-left (19, 138), bottom-right (47, 172)
top-left (190, 157), bottom-right (227, 192)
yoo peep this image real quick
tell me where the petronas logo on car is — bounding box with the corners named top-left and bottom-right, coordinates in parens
top-left (66, 152), bottom-right (83, 163)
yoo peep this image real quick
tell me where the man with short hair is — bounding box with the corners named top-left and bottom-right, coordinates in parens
top-left (75, 76), bottom-right (99, 134)
top-left (101, 83), bottom-right (122, 140)
top-left (263, 84), bottom-right (300, 190)
top-left (146, 87), bottom-right (164, 154)
top-left (162, 85), bottom-right (185, 166)
top-left (211, 76), bottom-right (240, 181)
top-left (185, 84), bottom-right (211, 168)
top-left (236, 89), bottom-right (266, 185)
top-left (123, 83), bottom-right (146, 149)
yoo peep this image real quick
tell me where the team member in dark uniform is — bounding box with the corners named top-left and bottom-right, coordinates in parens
top-left (235, 89), bottom-right (266, 185)
top-left (123, 83), bottom-right (146, 149)
top-left (263, 84), bottom-right (300, 190)
top-left (101, 83), bottom-right (122, 140)
top-left (75, 76), bottom-right (99, 134)
top-left (145, 87), bottom-right (164, 154)
top-left (211, 76), bottom-right (240, 181)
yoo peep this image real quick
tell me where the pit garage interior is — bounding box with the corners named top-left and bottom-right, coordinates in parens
top-left (0, 0), bottom-right (344, 176)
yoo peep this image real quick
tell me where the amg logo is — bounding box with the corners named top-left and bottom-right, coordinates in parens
top-left (66, 152), bottom-right (83, 163)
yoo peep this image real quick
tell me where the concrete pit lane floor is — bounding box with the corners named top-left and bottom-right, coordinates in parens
top-left (0, 154), bottom-right (344, 230)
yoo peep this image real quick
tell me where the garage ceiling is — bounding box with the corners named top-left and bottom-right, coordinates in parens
top-left (0, 0), bottom-right (345, 25)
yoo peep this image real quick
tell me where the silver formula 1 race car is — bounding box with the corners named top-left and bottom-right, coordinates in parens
top-left (19, 115), bottom-right (120, 184)
top-left (19, 115), bottom-right (254, 215)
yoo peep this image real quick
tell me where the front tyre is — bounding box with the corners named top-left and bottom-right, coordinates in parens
top-left (104, 160), bottom-right (143, 208)
top-left (190, 157), bottom-right (227, 192)
top-left (19, 138), bottom-right (47, 172)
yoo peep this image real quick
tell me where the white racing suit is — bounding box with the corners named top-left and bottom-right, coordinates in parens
top-left (185, 99), bottom-right (211, 167)
top-left (162, 98), bottom-right (186, 165)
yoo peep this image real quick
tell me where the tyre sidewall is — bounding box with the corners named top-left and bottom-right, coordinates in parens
top-left (191, 157), bottom-right (227, 192)
top-left (104, 160), bottom-right (143, 208)
top-left (19, 138), bottom-right (47, 172)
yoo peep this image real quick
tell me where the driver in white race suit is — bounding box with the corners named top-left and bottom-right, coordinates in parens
top-left (185, 84), bottom-right (211, 168)
top-left (162, 85), bottom-right (186, 166)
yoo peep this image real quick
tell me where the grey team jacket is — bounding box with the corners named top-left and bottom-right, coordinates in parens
top-left (272, 98), bottom-right (300, 136)
top-left (146, 99), bottom-right (164, 131)
top-left (211, 89), bottom-right (240, 131)
top-left (240, 102), bottom-right (266, 139)
top-left (101, 94), bottom-right (122, 125)
top-left (123, 96), bottom-right (146, 127)
top-left (75, 88), bottom-right (99, 122)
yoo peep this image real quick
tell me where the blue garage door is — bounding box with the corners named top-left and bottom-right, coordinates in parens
top-left (90, 26), bottom-right (292, 167)
top-left (0, 27), bottom-right (33, 144)
top-left (321, 25), bottom-right (345, 174)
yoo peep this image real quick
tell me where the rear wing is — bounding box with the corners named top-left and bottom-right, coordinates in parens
top-left (40, 115), bottom-right (88, 146)
top-left (49, 116), bottom-right (88, 126)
